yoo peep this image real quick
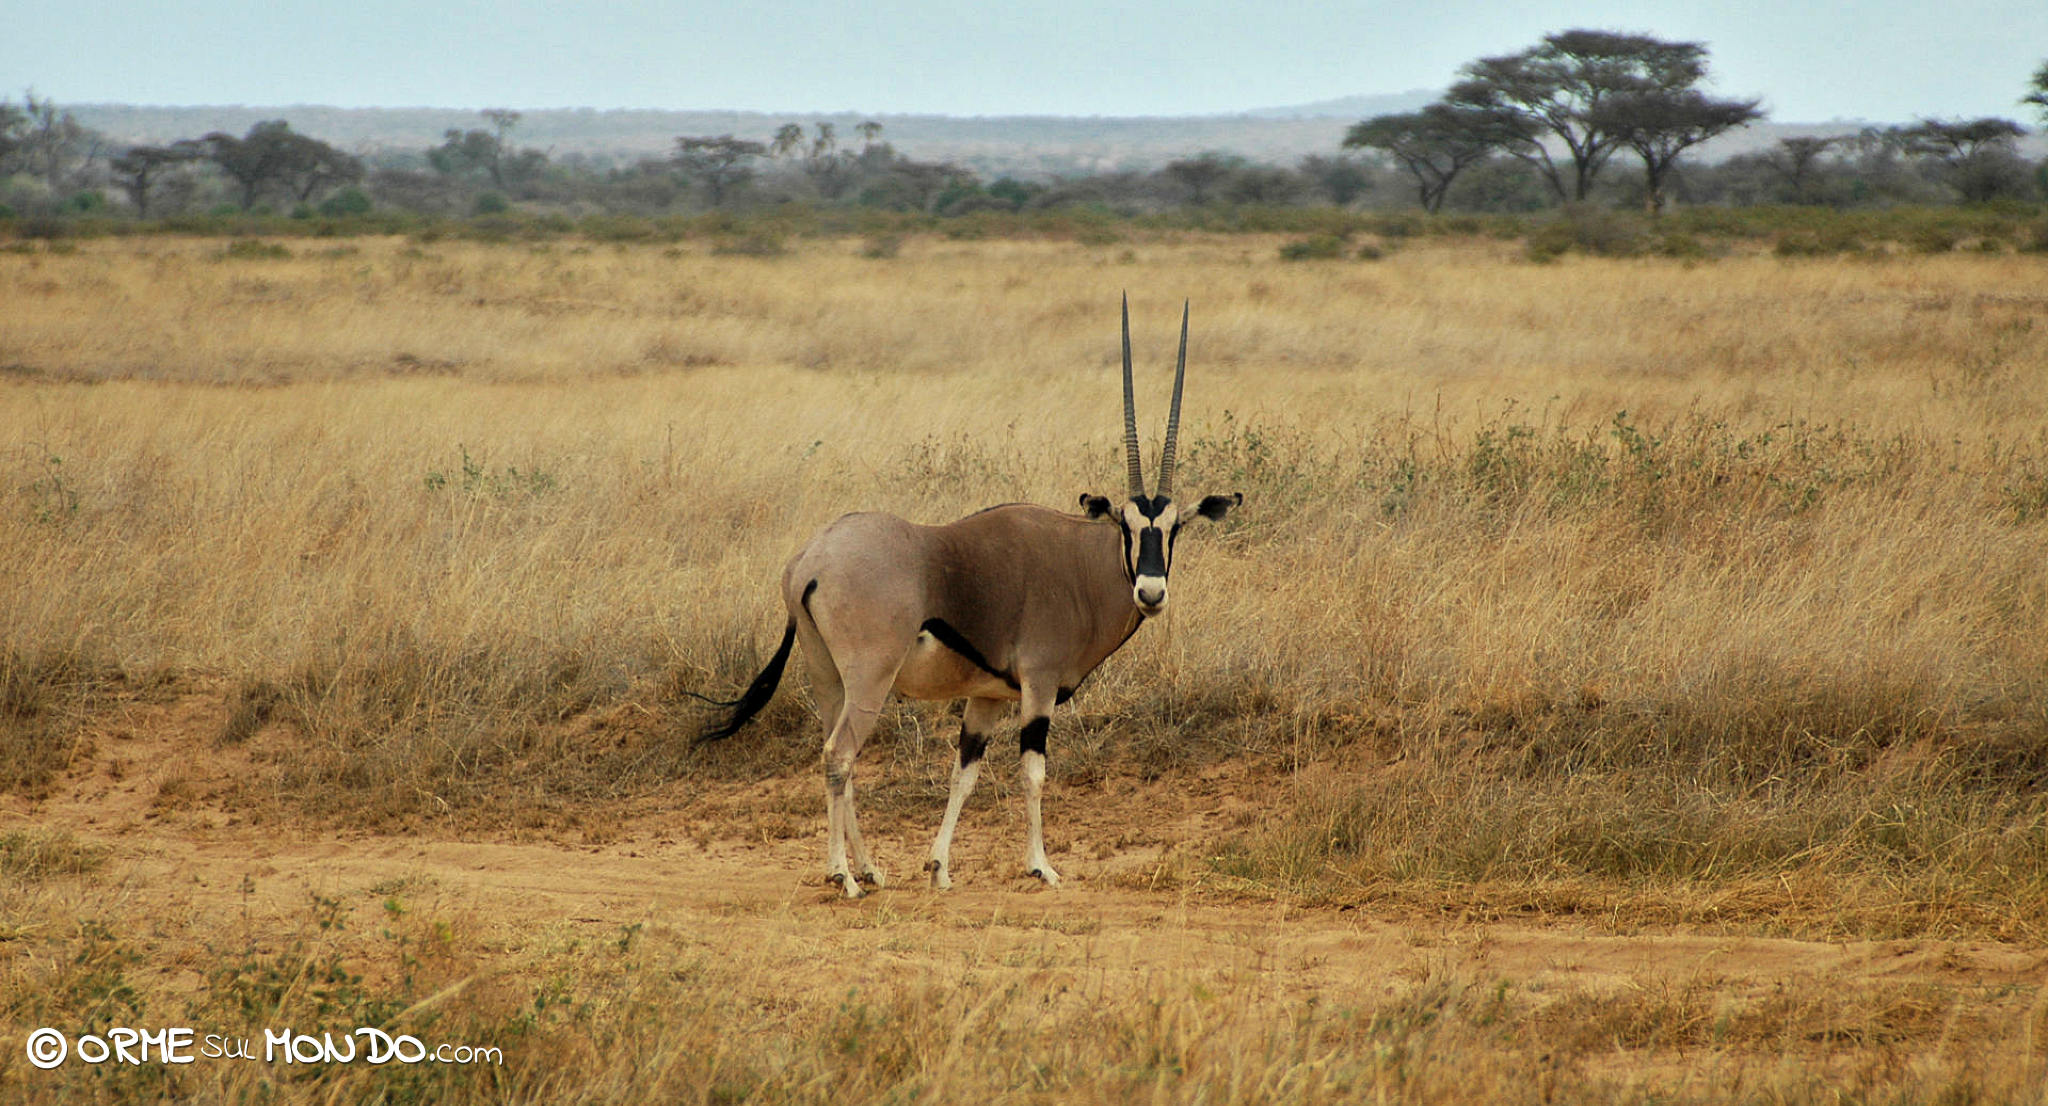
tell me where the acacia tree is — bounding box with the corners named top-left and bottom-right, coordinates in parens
top-left (1757, 136), bottom-right (1845, 204)
top-left (200, 121), bottom-right (356, 210)
top-left (1596, 89), bottom-right (1762, 213)
top-left (2025, 61), bottom-right (2048, 122)
top-left (1448, 29), bottom-right (1731, 203)
top-left (14, 92), bottom-right (103, 193)
top-left (278, 133), bottom-right (362, 204)
top-left (1345, 104), bottom-right (1514, 212)
top-left (804, 123), bottom-right (855, 199)
top-left (673, 134), bottom-right (766, 207)
top-left (429, 108), bottom-right (544, 192)
top-left (1163, 152), bottom-right (1240, 205)
top-left (109, 142), bottom-right (200, 217)
top-left (1296, 155), bottom-right (1375, 205)
top-left (769, 122), bottom-right (806, 159)
top-left (1888, 117), bottom-right (2030, 203)
top-left (0, 98), bottom-right (26, 168)
top-left (201, 121), bottom-right (299, 209)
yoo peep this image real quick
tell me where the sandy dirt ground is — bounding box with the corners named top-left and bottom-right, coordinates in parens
top-left (9, 682), bottom-right (2047, 1089)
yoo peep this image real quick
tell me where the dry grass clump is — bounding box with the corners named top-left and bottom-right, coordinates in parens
top-left (0, 828), bottom-right (108, 881)
top-left (3, 235), bottom-right (2047, 932)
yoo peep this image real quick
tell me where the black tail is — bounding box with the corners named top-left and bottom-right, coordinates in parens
top-left (695, 620), bottom-right (797, 744)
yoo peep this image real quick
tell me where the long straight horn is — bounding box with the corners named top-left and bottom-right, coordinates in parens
top-left (1156, 299), bottom-right (1189, 499)
top-left (1121, 293), bottom-right (1144, 497)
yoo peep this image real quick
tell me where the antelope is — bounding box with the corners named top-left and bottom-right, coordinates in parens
top-left (697, 297), bottom-right (1240, 897)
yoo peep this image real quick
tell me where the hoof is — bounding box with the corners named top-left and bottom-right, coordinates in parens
top-left (857, 868), bottom-right (887, 889)
top-left (925, 858), bottom-right (952, 891)
top-left (1026, 866), bottom-right (1063, 889)
top-left (830, 872), bottom-right (866, 899)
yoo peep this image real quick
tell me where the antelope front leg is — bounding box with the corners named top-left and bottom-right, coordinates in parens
top-left (1015, 682), bottom-right (1061, 888)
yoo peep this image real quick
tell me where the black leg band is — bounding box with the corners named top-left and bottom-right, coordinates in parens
top-left (1019, 716), bottom-right (1049, 758)
top-left (958, 725), bottom-right (987, 768)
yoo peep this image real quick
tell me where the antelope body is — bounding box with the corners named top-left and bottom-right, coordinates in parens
top-left (700, 299), bottom-right (1239, 897)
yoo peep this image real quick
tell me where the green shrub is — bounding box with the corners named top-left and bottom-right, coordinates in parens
top-left (221, 239), bottom-right (291, 260)
top-left (1523, 209), bottom-right (1655, 262)
top-left (1278, 234), bottom-right (1346, 261)
top-left (318, 187), bottom-right (373, 217)
top-left (1655, 232), bottom-right (1712, 260)
top-left (1908, 225), bottom-right (1962, 254)
top-left (1774, 230), bottom-right (1844, 257)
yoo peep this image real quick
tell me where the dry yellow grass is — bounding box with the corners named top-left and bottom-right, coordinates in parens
top-left (4, 232), bottom-right (2048, 1102)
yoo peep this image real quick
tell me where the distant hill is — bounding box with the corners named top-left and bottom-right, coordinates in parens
top-left (67, 101), bottom-right (2042, 180)
top-left (69, 103), bottom-right (1380, 178)
top-left (1241, 90), bottom-right (1442, 119)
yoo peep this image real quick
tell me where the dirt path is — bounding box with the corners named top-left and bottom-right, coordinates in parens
top-left (9, 684), bottom-right (2046, 1065)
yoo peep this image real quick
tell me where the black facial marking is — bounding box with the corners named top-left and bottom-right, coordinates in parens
top-left (957, 723), bottom-right (987, 768)
top-left (1135, 526), bottom-right (1167, 579)
top-left (920, 618), bottom-right (1020, 691)
top-left (1019, 716), bottom-right (1049, 758)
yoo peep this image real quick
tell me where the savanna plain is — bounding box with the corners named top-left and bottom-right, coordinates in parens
top-left (4, 227), bottom-right (2048, 1102)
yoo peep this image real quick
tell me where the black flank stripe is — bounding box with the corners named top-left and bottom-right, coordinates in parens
top-left (920, 618), bottom-right (1020, 691)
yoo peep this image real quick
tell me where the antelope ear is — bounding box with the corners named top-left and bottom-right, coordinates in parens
top-left (1079, 494), bottom-right (1115, 519)
top-left (1195, 492), bottom-right (1241, 522)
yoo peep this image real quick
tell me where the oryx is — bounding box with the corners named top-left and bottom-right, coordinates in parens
top-left (698, 297), bottom-right (1240, 897)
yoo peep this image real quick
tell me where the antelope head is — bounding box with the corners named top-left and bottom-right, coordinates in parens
top-left (1080, 296), bottom-right (1241, 618)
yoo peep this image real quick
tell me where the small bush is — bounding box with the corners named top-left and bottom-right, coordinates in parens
top-left (859, 233), bottom-right (903, 259)
top-left (1524, 208), bottom-right (1651, 262)
top-left (1278, 234), bottom-right (1346, 261)
top-left (1523, 225), bottom-right (1572, 263)
top-left (220, 239), bottom-right (291, 261)
top-left (1773, 229), bottom-right (1859, 257)
top-left (1655, 232), bottom-right (1712, 260)
top-left (712, 232), bottom-right (786, 258)
top-left (1908, 225), bottom-right (1962, 254)
top-left (318, 187), bottom-right (373, 217)
top-left (473, 192), bottom-right (509, 216)
top-left (578, 214), bottom-right (661, 242)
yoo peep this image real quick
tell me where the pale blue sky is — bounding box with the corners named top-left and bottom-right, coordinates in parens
top-left (9, 0), bottom-right (2045, 122)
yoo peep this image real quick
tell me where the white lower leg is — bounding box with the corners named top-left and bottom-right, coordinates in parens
top-left (824, 763), bottom-right (863, 898)
top-left (1021, 750), bottom-right (1060, 887)
top-left (843, 780), bottom-right (884, 888)
top-left (927, 759), bottom-right (982, 889)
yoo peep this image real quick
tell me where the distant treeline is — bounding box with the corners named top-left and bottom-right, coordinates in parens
top-left (4, 33), bottom-right (2045, 226)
